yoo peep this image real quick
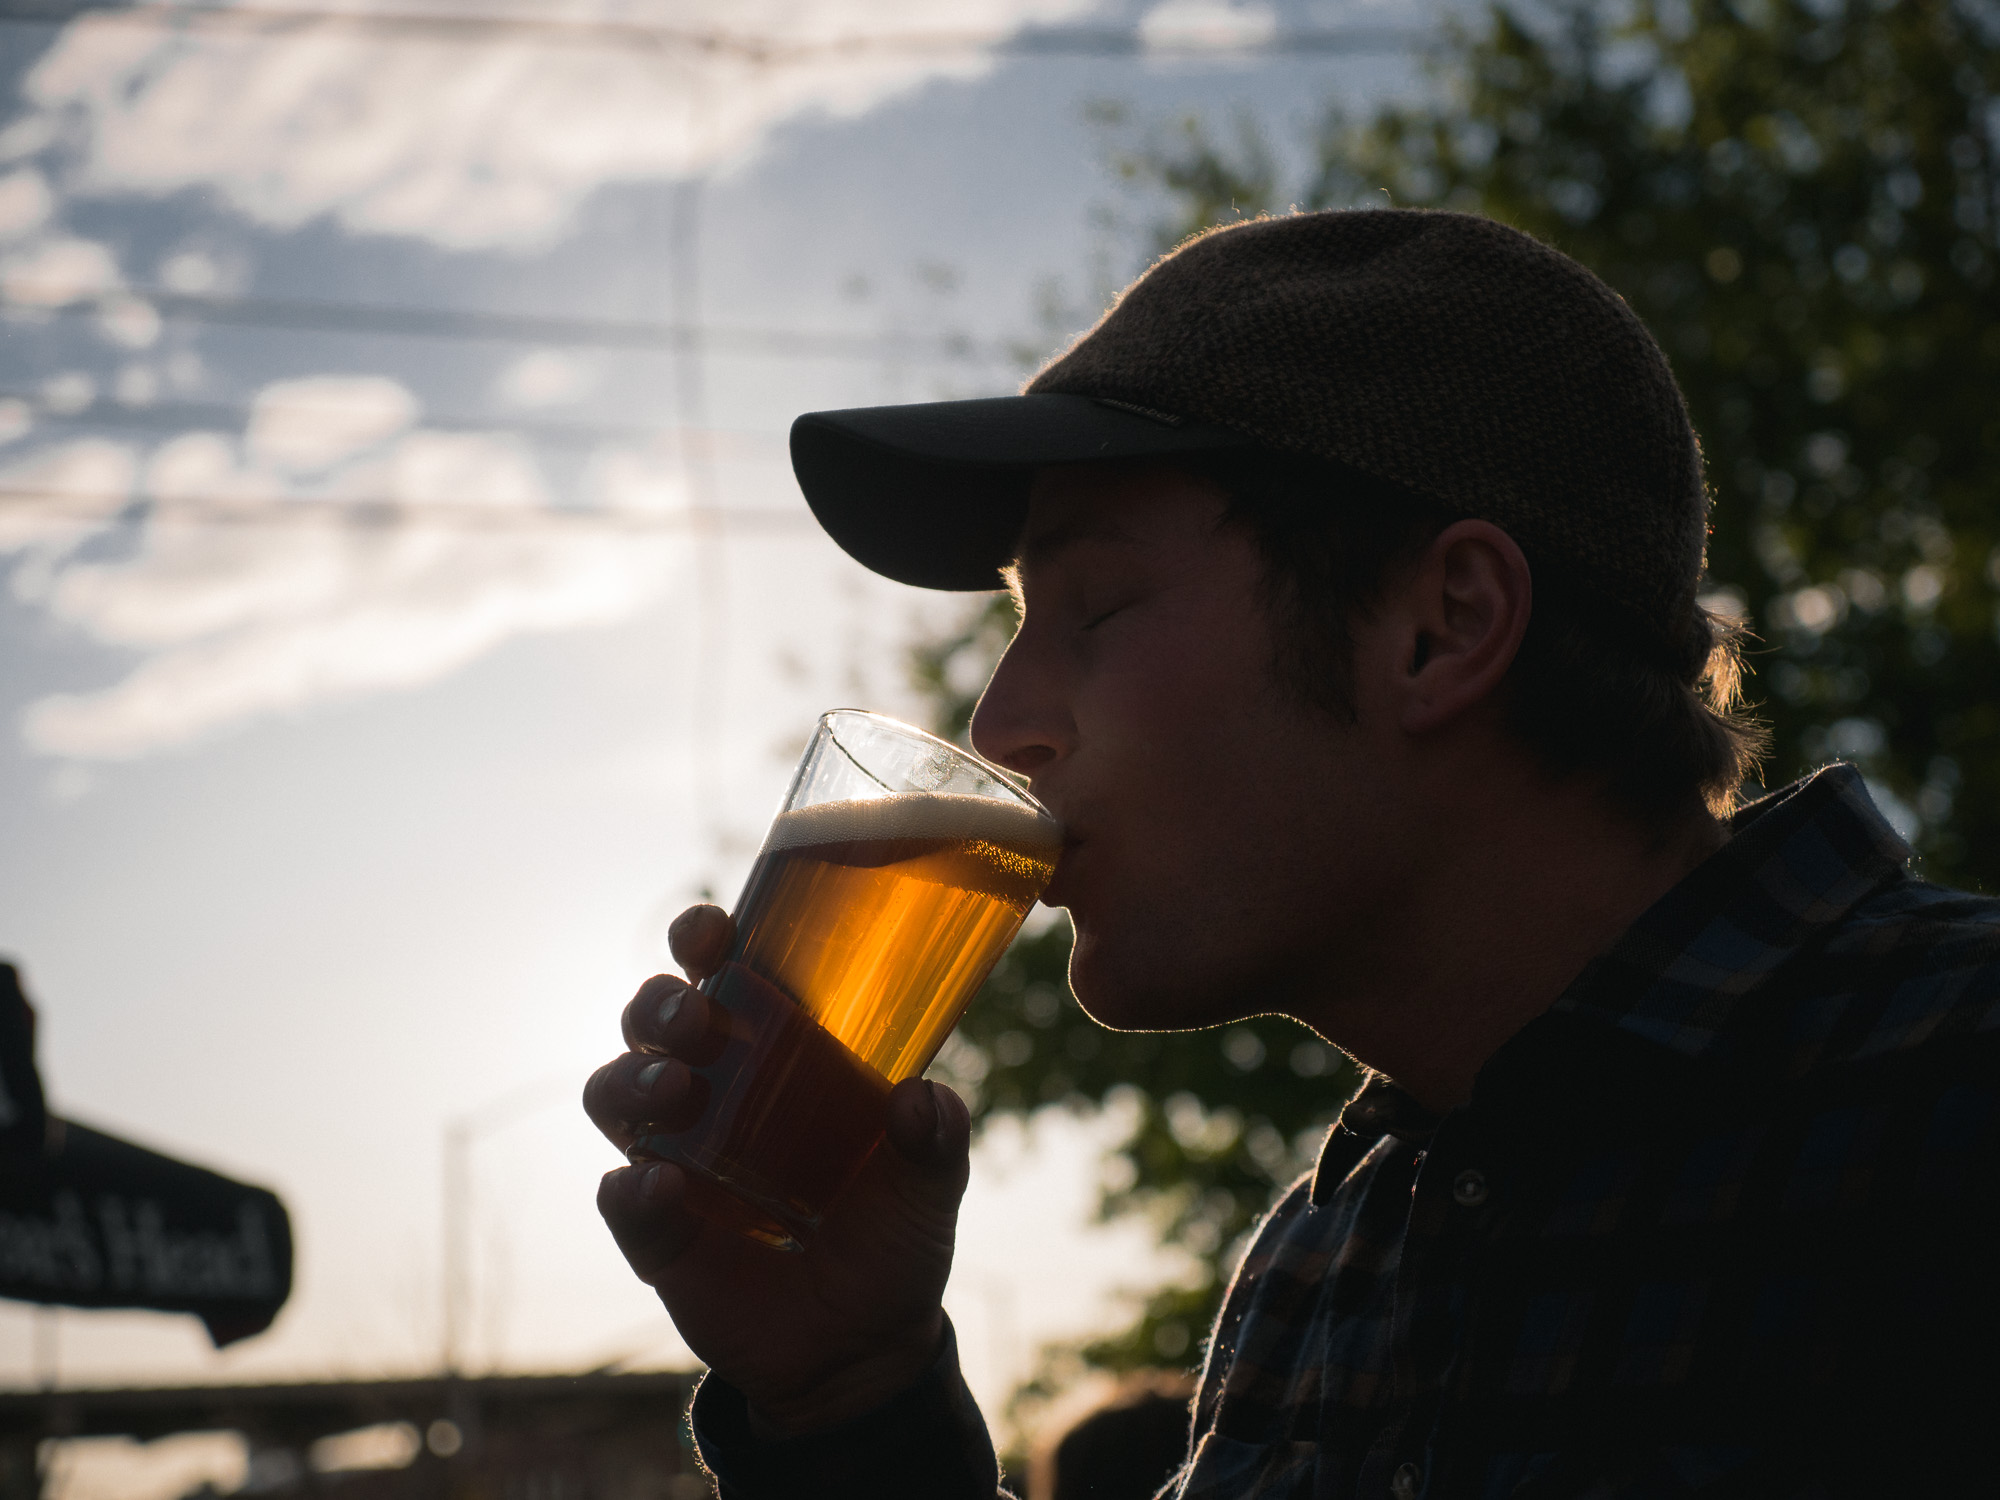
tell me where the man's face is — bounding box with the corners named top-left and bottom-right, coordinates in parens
top-left (970, 461), bottom-right (1411, 1033)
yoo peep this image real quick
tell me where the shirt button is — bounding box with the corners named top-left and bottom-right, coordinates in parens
top-left (1391, 1461), bottom-right (1423, 1499)
top-left (1452, 1168), bottom-right (1489, 1207)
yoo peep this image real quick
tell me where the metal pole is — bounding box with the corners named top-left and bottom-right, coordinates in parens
top-left (439, 1076), bottom-right (569, 1378)
top-left (441, 1119), bottom-right (468, 1377)
top-left (672, 170), bottom-right (726, 896)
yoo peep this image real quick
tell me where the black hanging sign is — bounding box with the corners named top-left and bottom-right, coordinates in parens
top-left (0, 964), bottom-right (46, 1162)
top-left (0, 963), bottom-right (293, 1347)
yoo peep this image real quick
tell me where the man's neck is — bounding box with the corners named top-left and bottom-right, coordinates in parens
top-left (1307, 781), bottom-right (1729, 1113)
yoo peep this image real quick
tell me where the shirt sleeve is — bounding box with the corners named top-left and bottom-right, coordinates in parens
top-left (689, 1315), bottom-right (1017, 1500)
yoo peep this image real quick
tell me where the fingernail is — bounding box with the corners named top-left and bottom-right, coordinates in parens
top-left (636, 1060), bottom-right (667, 1092)
top-left (640, 1163), bottom-right (665, 1200)
top-left (923, 1081), bottom-right (946, 1150)
top-left (656, 990), bottom-right (683, 1031)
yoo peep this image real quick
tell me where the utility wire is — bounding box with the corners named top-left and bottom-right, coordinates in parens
top-left (0, 389), bottom-right (753, 451)
top-left (4, 288), bottom-right (1013, 362)
top-left (0, 485), bottom-right (820, 531)
top-left (0, 5), bottom-right (1421, 60)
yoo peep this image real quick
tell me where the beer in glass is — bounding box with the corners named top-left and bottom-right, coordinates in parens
top-left (631, 711), bottom-right (1060, 1250)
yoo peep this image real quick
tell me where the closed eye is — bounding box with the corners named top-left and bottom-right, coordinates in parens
top-left (1083, 603), bottom-right (1127, 631)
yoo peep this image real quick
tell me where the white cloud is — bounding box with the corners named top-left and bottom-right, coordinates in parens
top-left (1139, 0), bottom-right (1279, 49)
top-left (383, 430), bottom-right (545, 508)
top-left (41, 371), bottom-right (95, 415)
top-left (0, 3), bottom-right (1110, 756)
top-left (0, 234), bottom-right (121, 304)
top-left (495, 350), bottom-right (590, 409)
top-left (21, 0), bottom-right (1101, 251)
top-left (0, 437), bottom-right (134, 560)
top-left (114, 363), bottom-right (159, 406)
top-left (0, 168), bottom-right (53, 241)
top-left (0, 114), bottom-right (57, 163)
top-left (96, 293), bottom-right (162, 349)
top-left (246, 377), bottom-right (421, 474)
top-left (159, 250), bottom-right (223, 295)
top-left (1, 381), bottom-right (687, 761)
top-left (0, 438), bottom-right (137, 609)
top-left (148, 432), bottom-right (265, 504)
top-left (24, 518), bottom-right (679, 760)
top-left (585, 448), bottom-right (685, 513)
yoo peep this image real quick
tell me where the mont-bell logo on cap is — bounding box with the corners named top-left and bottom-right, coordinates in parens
top-left (1093, 397), bottom-right (1186, 428)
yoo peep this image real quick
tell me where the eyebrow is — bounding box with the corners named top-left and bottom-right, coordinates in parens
top-left (1013, 513), bottom-right (1136, 570)
top-left (1005, 517), bottom-right (1128, 615)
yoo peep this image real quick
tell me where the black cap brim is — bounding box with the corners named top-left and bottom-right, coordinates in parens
top-left (790, 394), bottom-right (1245, 590)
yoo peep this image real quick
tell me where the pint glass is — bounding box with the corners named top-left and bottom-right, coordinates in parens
top-left (630, 710), bottom-right (1061, 1250)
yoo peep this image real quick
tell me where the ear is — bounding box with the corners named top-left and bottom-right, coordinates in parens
top-left (1391, 520), bottom-right (1532, 736)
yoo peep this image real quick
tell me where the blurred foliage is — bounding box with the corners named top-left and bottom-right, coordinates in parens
top-left (922, 0), bottom-right (2000, 1397)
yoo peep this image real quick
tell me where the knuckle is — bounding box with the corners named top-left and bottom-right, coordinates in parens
top-left (596, 1167), bottom-right (630, 1214)
top-left (637, 973), bottom-right (685, 1004)
top-left (642, 979), bottom-right (692, 1034)
top-left (667, 905), bottom-right (730, 956)
top-left (624, 978), bottom-right (677, 1044)
top-left (585, 1061), bottom-right (650, 1135)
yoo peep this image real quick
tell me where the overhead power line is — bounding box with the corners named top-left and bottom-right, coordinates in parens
top-left (0, 5), bottom-right (1421, 59)
top-left (0, 387), bottom-right (794, 455)
top-left (3, 289), bottom-right (1014, 363)
top-left (0, 486), bottom-right (819, 532)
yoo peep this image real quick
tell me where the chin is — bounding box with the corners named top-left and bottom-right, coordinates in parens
top-left (1066, 927), bottom-right (1248, 1034)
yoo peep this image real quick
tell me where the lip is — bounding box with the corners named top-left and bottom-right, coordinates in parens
top-left (1040, 834), bottom-right (1084, 910)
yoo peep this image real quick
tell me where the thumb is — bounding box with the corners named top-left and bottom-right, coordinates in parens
top-left (882, 1077), bottom-right (971, 1187)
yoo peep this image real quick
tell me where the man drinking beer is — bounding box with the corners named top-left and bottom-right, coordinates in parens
top-left (582, 211), bottom-right (2000, 1496)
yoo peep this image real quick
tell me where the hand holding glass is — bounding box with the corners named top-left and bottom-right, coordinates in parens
top-left (630, 711), bottom-right (1060, 1251)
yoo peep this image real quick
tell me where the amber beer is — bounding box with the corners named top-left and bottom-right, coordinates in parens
top-left (637, 787), bottom-right (1060, 1250)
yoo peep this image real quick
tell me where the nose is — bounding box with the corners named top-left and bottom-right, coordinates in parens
top-left (969, 632), bottom-right (1068, 777)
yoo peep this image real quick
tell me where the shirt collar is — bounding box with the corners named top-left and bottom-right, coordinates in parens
top-left (1315, 1072), bottom-right (1441, 1202)
top-left (1337, 1073), bottom-right (1442, 1144)
top-left (1314, 765), bottom-right (1911, 1198)
top-left (1544, 763), bottom-right (1911, 1060)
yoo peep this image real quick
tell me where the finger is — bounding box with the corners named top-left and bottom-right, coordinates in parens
top-left (582, 1053), bottom-right (708, 1142)
top-left (883, 1077), bottom-right (972, 1178)
top-left (581, 1060), bottom-right (633, 1148)
top-left (667, 905), bottom-right (734, 983)
top-left (597, 1163), bottom-right (703, 1283)
top-left (868, 1080), bottom-right (972, 1230)
top-left (621, 974), bottom-right (717, 1059)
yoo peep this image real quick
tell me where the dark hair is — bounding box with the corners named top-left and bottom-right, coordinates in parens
top-left (1193, 449), bottom-right (1767, 824)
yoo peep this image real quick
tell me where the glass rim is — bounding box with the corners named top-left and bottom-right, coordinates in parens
top-left (817, 707), bottom-right (1050, 815)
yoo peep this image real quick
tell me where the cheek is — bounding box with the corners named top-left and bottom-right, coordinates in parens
top-left (1080, 618), bottom-right (1284, 802)
top-left (1058, 663), bottom-right (1339, 1021)
top-left (1069, 664), bottom-right (1282, 924)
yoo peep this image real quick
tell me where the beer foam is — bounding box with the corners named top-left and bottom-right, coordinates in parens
top-left (765, 793), bottom-right (1060, 857)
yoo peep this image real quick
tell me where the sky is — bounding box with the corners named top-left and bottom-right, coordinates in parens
top-left (0, 0), bottom-right (1429, 1485)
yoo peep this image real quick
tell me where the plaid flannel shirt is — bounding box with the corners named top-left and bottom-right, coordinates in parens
top-left (693, 766), bottom-right (2000, 1498)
